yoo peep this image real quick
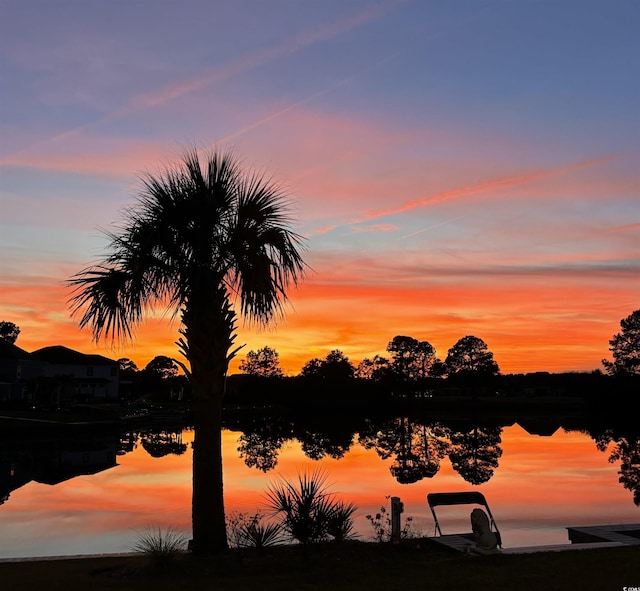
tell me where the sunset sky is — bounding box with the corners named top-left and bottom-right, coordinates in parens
top-left (1, 0), bottom-right (638, 375)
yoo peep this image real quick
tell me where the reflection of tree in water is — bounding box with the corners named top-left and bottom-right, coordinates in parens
top-left (448, 425), bottom-right (503, 485)
top-left (299, 434), bottom-right (351, 461)
top-left (140, 431), bottom-right (187, 458)
top-left (237, 413), bottom-right (358, 470)
top-left (295, 423), bottom-right (355, 461)
top-left (118, 431), bottom-right (140, 455)
top-left (593, 430), bottom-right (640, 506)
top-left (237, 415), bottom-right (292, 472)
top-left (610, 437), bottom-right (640, 506)
top-left (359, 417), bottom-right (451, 484)
top-left (410, 423), bottom-right (451, 478)
top-left (237, 430), bottom-right (286, 472)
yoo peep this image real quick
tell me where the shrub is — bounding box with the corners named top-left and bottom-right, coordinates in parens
top-left (366, 497), bottom-right (414, 542)
top-left (265, 468), bottom-right (357, 545)
top-left (226, 510), bottom-right (285, 548)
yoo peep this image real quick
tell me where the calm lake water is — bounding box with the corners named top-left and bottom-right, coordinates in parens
top-left (1, 415), bottom-right (638, 559)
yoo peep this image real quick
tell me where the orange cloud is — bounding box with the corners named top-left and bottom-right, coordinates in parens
top-left (2, 217), bottom-right (636, 378)
top-left (360, 156), bottom-right (616, 221)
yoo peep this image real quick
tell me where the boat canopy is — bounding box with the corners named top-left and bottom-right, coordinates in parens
top-left (427, 491), bottom-right (501, 546)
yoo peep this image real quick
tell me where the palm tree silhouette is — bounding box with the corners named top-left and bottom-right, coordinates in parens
top-left (68, 147), bottom-right (305, 553)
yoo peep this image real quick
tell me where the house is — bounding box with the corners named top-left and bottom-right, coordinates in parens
top-left (30, 346), bottom-right (120, 403)
top-left (0, 340), bottom-right (45, 403)
top-left (0, 343), bottom-right (119, 405)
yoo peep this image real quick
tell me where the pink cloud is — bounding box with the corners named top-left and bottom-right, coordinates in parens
top-left (608, 222), bottom-right (640, 234)
top-left (0, 140), bottom-right (174, 177)
top-left (360, 155), bottom-right (617, 221)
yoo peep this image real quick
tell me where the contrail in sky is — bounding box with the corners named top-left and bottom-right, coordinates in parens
top-left (399, 215), bottom-right (466, 239)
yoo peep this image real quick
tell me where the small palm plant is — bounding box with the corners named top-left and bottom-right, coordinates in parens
top-left (132, 526), bottom-right (188, 572)
top-left (326, 499), bottom-right (358, 542)
top-left (226, 511), bottom-right (285, 548)
top-left (265, 468), bottom-right (357, 545)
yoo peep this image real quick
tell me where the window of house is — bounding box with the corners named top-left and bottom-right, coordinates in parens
top-left (87, 366), bottom-right (94, 376)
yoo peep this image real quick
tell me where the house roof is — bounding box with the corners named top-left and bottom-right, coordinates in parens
top-left (30, 345), bottom-right (117, 366)
top-left (0, 339), bottom-right (31, 360)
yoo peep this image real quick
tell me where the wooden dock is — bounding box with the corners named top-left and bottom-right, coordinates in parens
top-left (428, 523), bottom-right (640, 554)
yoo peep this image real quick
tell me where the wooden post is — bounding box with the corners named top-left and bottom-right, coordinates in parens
top-left (390, 496), bottom-right (403, 543)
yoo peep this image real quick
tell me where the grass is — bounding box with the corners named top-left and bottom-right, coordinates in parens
top-left (131, 526), bottom-right (188, 573)
top-left (1, 539), bottom-right (638, 591)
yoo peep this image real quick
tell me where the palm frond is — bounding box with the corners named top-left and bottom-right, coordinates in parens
top-left (226, 177), bottom-right (306, 324)
top-left (263, 468), bottom-right (351, 545)
top-left (66, 265), bottom-right (142, 343)
top-left (67, 145), bottom-right (306, 354)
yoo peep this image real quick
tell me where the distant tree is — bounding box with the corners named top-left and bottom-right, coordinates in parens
top-left (386, 335), bottom-right (436, 380)
top-left (300, 350), bottom-right (355, 381)
top-left (300, 357), bottom-right (323, 378)
top-left (602, 310), bottom-right (640, 376)
top-left (117, 358), bottom-right (141, 400)
top-left (239, 346), bottom-right (284, 377)
top-left (118, 357), bottom-right (138, 372)
top-left (355, 355), bottom-right (392, 381)
top-left (118, 357), bottom-right (139, 379)
top-left (445, 335), bottom-right (500, 376)
top-left (429, 358), bottom-right (447, 378)
top-left (144, 355), bottom-right (180, 380)
top-left (0, 321), bottom-right (20, 344)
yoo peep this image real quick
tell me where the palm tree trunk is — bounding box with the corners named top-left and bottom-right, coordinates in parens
top-left (191, 391), bottom-right (227, 554)
top-left (183, 286), bottom-right (237, 555)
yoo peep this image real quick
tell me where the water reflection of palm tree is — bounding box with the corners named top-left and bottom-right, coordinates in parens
top-left (68, 148), bottom-right (305, 554)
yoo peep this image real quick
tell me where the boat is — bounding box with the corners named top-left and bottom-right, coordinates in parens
top-left (426, 491), bottom-right (502, 552)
